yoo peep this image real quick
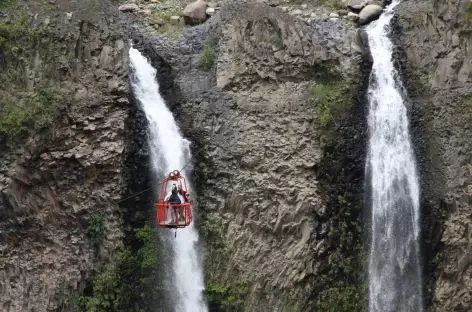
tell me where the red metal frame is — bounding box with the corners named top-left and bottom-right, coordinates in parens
top-left (155, 170), bottom-right (193, 228)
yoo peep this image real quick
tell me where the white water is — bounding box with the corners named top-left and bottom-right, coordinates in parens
top-left (365, 1), bottom-right (423, 312)
top-left (129, 47), bottom-right (208, 312)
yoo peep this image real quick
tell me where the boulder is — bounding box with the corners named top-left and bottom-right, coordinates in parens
top-left (183, 0), bottom-right (207, 25)
top-left (206, 7), bottom-right (215, 16)
top-left (358, 4), bottom-right (383, 25)
top-left (169, 15), bottom-right (180, 24)
top-left (118, 3), bottom-right (139, 12)
top-left (347, 11), bottom-right (359, 21)
top-left (347, 0), bottom-right (366, 11)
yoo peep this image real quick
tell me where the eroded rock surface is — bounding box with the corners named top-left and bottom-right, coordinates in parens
top-left (0, 0), bottom-right (129, 310)
top-left (396, 0), bottom-right (472, 310)
top-left (131, 0), bottom-right (363, 309)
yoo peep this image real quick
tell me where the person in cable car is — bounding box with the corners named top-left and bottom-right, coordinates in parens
top-left (165, 185), bottom-right (182, 223)
top-left (178, 184), bottom-right (189, 203)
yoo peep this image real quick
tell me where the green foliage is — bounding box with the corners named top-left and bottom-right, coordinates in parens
top-left (152, 9), bottom-right (184, 38)
top-left (153, 9), bottom-right (173, 21)
top-left (203, 280), bottom-right (248, 312)
top-left (316, 284), bottom-right (368, 312)
top-left (0, 88), bottom-right (63, 146)
top-left (135, 226), bottom-right (159, 270)
top-left (198, 45), bottom-right (214, 71)
top-left (0, 0), bottom-right (17, 9)
top-left (199, 214), bottom-right (225, 249)
top-left (308, 79), bottom-right (352, 149)
top-left (86, 213), bottom-right (106, 247)
top-left (0, 13), bottom-right (41, 51)
top-left (319, 0), bottom-right (345, 10)
top-left (77, 226), bottom-right (165, 312)
top-left (465, 3), bottom-right (472, 21)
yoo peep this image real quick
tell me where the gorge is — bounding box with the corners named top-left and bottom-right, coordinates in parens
top-left (0, 0), bottom-right (471, 311)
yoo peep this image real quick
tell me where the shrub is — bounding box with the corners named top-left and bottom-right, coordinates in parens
top-left (316, 284), bottom-right (368, 312)
top-left (0, 88), bottom-right (63, 146)
top-left (203, 280), bottom-right (248, 312)
top-left (309, 82), bottom-right (352, 129)
top-left (465, 3), bottom-right (472, 21)
top-left (86, 213), bottom-right (105, 247)
top-left (199, 45), bottom-right (214, 71)
top-left (76, 226), bottom-right (165, 312)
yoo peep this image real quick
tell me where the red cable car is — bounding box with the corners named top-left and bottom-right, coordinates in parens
top-left (155, 170), bottom-right (193, 228)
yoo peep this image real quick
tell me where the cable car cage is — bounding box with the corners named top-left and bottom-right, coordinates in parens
top-left (155, 170), bottom-right (193, 228)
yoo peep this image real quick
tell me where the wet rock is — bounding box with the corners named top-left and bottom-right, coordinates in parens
top-left (358, 3), bottom-right (383, 25)
top-left (182, 0), bottom-right (208, 25)
top-left (395, 0), bottom-right (472, 311)
top-left (0, 12), bottom-right (9, 23)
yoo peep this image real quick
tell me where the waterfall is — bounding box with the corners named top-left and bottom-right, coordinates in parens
top-left (365, 1), bottom-right (423, 312)
top-left (129, 47), bottom-right (208, 312)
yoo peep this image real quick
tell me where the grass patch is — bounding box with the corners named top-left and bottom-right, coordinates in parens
top-left (152, 9), bottom-right (174, 21)
top-left (152, 9), bottom-right (184, 39)
top-left (0, 0), bottom-right (17, 9)
top-left (198, 45), bottom-right (214, 71)
top-left (308, 81), bottom-right (352, 148)
top-left (0, 88), bottom-right (63, 146)
top-left (319, 0), bottom-right (345, 10)
top-left (465, 3), bottom-right (472, 21)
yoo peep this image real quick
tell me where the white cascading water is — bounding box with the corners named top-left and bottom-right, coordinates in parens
top-left (365, 1), bottom-right (423, 312)
top-left (129, 47), bottom-right (208, 312)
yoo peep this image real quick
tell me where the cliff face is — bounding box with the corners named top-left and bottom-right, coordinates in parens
top-left (396, 0), bottom-right (472, 310)
top-left (0, 0), bottom-right (129, 310)
top-left (131, 0), bottom-right (366, 310)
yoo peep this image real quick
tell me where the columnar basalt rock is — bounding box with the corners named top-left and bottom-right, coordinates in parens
top-left (0, 0), bottom-right (129, 310)
top-left (395, 0), bottom-right (472, 310)
top-left (130, 0), bottom-right (364, 309)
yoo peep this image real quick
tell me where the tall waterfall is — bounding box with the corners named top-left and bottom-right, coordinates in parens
top-left (365, 1), bottom-right (423, 312)
top-left (129, 47), bottom-right (208, 312)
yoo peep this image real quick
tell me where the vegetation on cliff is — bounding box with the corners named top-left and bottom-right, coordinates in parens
top-left (309, 63), bottom-right (368, 311)
top-left (0, 10), bottom-right (64, 147)
top-left (76, 225), bottom-right (166, 312)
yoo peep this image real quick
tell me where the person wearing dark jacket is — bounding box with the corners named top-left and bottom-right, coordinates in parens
top-left (166, 187), bottom-right (182, 223)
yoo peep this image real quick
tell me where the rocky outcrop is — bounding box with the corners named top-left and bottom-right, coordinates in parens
top-left (0, 0), bottom-right (129, 310)
top-left (395, 0), bottom-right (472, 310)
top-left (130, 0), bottom-right (363, 310)
top-left (183, 0), bottom-right (208, 25)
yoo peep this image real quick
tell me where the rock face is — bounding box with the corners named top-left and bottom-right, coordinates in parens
top-left (358, 4), bottom-right (383, 25)
top-left (131, 0), bottom-right (363, 310)
top-left (0, 0), bottom-right (129, 310)
top-left (395, 0), bottom-right (472, 310)
top-left (183, 0), bottom-right (208, 25)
